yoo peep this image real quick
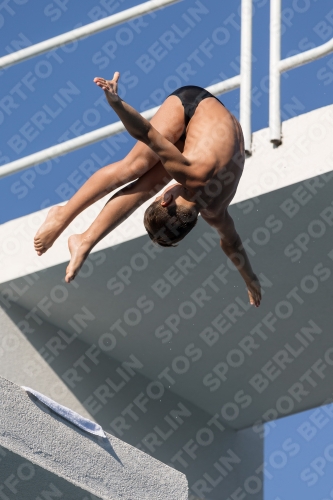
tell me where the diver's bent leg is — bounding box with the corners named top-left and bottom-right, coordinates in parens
top-left (65, 162), bottom-right (172, 282)
top-left (34, 155), bottom-right (139, 256)
top-left (60, 95), bottom-right (184, 224)
top-left (34, 97), bottom-right (184, 256)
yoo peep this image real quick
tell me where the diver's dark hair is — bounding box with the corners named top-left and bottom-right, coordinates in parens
top-left (143, 200), bottom-right (198, 247)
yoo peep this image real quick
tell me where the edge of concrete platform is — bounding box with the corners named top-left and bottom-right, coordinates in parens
top-left (0, 376), bottom-right (188, 500)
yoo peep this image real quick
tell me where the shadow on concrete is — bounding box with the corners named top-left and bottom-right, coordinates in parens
top-left (0, 447), bottom-right (102, 499)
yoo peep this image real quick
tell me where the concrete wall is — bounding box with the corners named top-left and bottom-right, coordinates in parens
top-left (0, 447), bottom-right (100, 500)
top-left (0, 377), bottom-right (189, 500)
top-left (0, 302), bottom-right (263, 500)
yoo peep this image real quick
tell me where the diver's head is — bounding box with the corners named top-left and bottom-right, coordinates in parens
top-left (143, 184), bottom-right (198, 247)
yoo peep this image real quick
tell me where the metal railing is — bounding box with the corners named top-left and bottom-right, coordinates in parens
top-left (0, 0), bottom-right (180, 70)
top-left (269, 0), bottom-right (333, 145)
top-left (0, 0), bottom-right (253, 179)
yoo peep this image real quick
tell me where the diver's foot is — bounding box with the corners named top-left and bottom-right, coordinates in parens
top-left (34, 206), bottom-right (66, 256)
top-left (65, 234), bottom-right (91, 283)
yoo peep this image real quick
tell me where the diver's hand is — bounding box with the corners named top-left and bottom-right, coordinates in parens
top-left (94, 72), bottom-right (120, 104)
top-left (246, 274), bottom-right (261, 308)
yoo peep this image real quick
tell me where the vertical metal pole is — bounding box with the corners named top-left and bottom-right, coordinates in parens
top-left (269, 0), bottom-right (282, 145)
top-left (240, 0), bottom-right (253, 155)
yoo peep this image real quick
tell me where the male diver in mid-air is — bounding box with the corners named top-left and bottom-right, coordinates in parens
top-left (34, 72), bottom-right (262, 307)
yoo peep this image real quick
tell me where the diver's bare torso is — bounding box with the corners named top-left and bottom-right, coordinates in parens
top-left (170, 95), bottom-right (245, 219)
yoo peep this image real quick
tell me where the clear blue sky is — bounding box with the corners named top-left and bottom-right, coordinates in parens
top-left (1, 4), bottom-right (333, 496)
top-left (264, 403), bottom-right (333, 500)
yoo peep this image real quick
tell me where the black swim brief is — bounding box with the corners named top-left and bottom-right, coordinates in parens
top-left (169, 85), bottom-right (224, 140)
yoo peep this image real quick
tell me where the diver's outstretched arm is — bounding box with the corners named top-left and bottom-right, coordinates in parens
top-left (94, 73), bottom-right (192, 184)
top-left (202, 209), bottom-right (261, 307)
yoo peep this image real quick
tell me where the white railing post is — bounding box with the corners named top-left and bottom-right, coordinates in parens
top-left (269, 0), bottom-right (282, 145)
top-left (240, 0), bottom-right (253, 155)
top-left (269, 0), bottom-right (333, 147)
